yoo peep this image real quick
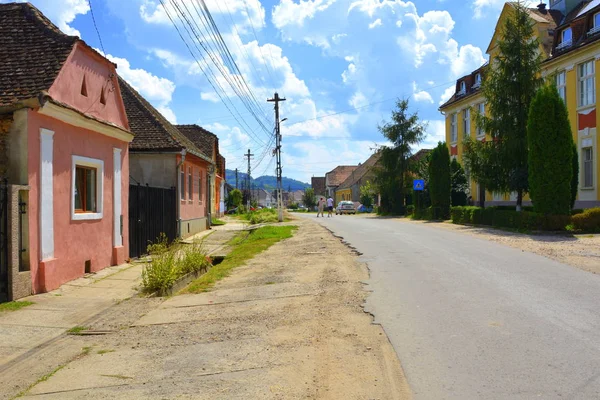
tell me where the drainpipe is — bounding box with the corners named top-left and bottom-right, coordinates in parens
top-left (176, 149), bottom-right (186, 238)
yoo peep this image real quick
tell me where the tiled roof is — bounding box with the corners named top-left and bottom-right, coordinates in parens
top-left (0, 2), bottom-right (76, 107)
top-left (326, 165), bottom-right (358, 187)
top-left (118, 76), bottom-right (211, 162)
top-left (176, 124), bottom-right (217, 160)
top-left (409, 148), bottom-right (432, 162)
top-left (338, 152), bottom-right (381, 190)
top-left (311, 177), bottom-right (326, 195)
top-left (548, 1), bottom-right (600, 60)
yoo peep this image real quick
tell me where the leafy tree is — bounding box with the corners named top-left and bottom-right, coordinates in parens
top-left (428, 142), bottom-right (451, 218)
top-left (451, 159), bottom-right (468, 206)
top-left (360, 181), bottom-right (375, 208)
top-left (527, 84), bottom-right (573, 215)
top-left (373, 99), bottom-right (426, 214)
top-left (571, 142), bottom-right (579, 210)
top-left (465, 1), bottom-right (542, 210)
top-left (227, 189), bottom-right (242, 209)
top-left (302, 187), bottom-right (317, 210)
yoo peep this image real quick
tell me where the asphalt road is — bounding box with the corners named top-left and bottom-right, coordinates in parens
top-left (302, 214), bottom-right (600, 399)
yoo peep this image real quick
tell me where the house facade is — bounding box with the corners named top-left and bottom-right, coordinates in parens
top-left (120, 79), bottom-right (214, 240)
top-left (335, 152), bottom-right (381, 205)
top-left (311, 176), bottom-right (326, 197)
top-left (0, 3), bottom-right (132, 298)
top-left (325, 165), bottom-right (358, 200)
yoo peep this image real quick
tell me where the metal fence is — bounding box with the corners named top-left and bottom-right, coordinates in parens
top-left (129, 184), bottom-right (177, 259)
top-left (0, 180), bottom-right (8, 302)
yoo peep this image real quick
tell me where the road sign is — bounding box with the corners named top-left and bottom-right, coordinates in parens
top-left (413, 179), bottom-right (424, 191)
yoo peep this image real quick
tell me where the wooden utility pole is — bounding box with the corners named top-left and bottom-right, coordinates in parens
top-left (268, 92), bottom-right (286, 222)
top-left (235, 168), bottom-right (239, 189)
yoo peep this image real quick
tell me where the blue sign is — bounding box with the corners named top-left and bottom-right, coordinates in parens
top-left (413, 179), bottom-right (424, 191)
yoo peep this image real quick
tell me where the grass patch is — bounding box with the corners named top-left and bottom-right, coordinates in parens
top-left (0, 301), bottom-right (34, 312)
top-left (241, 208), bottom-right (279, 224)
top-left (265, 281), bottom-right (276, 285)
top-left (184, 225), bottom-right (297, 293)
top-left (67, 326), bottom-right (88, 335)
top-left (97, 349), bottom-right (115, 355)
top-left (211, 218), bottom-right (226, 226)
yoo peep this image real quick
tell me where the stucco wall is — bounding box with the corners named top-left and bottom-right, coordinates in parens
top-left (27, 110), bottom-right (129, 293)
top-left (0, 115), bottom-right (11, 178)
top-left (177, 153), bottom-right (209, 224)
top-left (130, 153), bottom-right (176, 188)
top-left (7, 109), bottom-right (28, 185)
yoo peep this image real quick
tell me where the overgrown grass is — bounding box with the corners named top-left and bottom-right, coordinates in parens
top-left (240, 208), bottom-right (279, 224)
top-left (184, 225), bottom-right (297, 293)
top-left (141, 234), bottom-right (211, 294)
top-left (211, 218), bottom-right (226, 226)
top-left (67, 326), bottom-right (88, 335)
top-left (0, 301), bottom-right (34, 312)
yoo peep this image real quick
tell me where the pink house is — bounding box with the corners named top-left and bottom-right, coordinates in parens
top-left (0, 3), bottom-right (133, 299)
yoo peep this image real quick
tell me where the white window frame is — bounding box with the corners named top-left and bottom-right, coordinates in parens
top-left (180, 165), bottom-right (185, 201)
top-left (556, 71), bottom-right (566, 103)
top-left (463, 108), bottom-right (471, 137)
top-left (578, 60), bottom-right (595, 108)
top-left (451, 113), bottom-right (458, 143)
top-left (188, 166), bottom-right (193, 202)
top-left (477, 103), bottom-right (485, 137)
top-left (583, 147), bottom-right (594, 188)
top-left (590, 13), bottom-right (600, 35)
top-left (198, 172), bottom-right (203, 204)
top-left (71, 155), bottom-right (104, 221)
top-left (558, 27), bottom-right (572, 50)
top-left (458, 81), bottom-right (466, 95)
top-left (473, 73), bottom-right (481, 88)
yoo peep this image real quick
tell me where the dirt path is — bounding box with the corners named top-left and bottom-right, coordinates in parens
top-left (14, 219), bottom-right (411, 399)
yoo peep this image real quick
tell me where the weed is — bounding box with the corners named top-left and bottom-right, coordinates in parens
top-left (0, 301), bottom-right (34, 312)
top-left (81, 346), bottom-right (92, 355)
top-left (184, 225), bottom-right (297, 293)
top-left (97, 349), bottom-right (115, 355)
top-left (265, 281), bottom-right (276, 285)
top-left (67, 326), bottom-right (88, 335)
top-left (212, 218), bottom-right (226, 226)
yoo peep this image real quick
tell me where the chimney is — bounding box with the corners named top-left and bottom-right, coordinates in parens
top-left (537, 2), bottom-right (546, 12)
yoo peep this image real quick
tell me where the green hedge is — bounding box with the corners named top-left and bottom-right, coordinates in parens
top-left (406, 205), bottom-right (414, 215)
top-left (412, 206), bottom-right (447, 221)
top-left (572, 208), bottom-right (600, 232)
top-left (451, 206), bottom-right (571, 231)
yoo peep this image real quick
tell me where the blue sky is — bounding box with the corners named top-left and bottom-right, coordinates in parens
top-left (4, 0), bottom-right (531, 182)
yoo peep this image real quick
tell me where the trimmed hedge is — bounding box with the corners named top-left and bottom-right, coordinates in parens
top-left (572, 208), bottom-right (600, 232)
top-left (412, 206), bottom-right (447, 221)
top-left (451, 206), bottom-right (571, 231)
top-left (406, 205), bottom-right (415, 215)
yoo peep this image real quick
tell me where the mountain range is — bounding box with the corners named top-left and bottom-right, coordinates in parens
top-left (225, 169), bottom-right (310, 192)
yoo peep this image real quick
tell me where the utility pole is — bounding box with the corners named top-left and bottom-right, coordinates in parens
top-left (235, 168), bottom-right (238, 189)
top-left (244, 149), bottom-right (254, 210)
top-left (268, 92), bottom-right (286, 222)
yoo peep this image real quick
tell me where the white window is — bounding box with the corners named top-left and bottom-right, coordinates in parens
top-left (477, 103), bottom-right (485, 137)
top-left (579, 60), bottom-right (595, 107)
top-left (451, 113), bottom-right (458, 143)
top-left (583, 147), bottom-right (594, 188)
top-left (556, 71), bottom-right (566, 103)
top-left (590, 13), bottom-right (600, 35)
top-left (71, 156), bottom-right (103, 220)
top-left (463, 108), bottom-right (470, 137)
top-left (459, 81), bottom-right (466, 94)
top-left (474, 73), bottom-right (482, 87)
top-left (188, 167), bottom-right (193, 201)
top-left (558, 27), bottom-right (572, 49)
top-left (180, 165), bottom-right (185, 201)
top-left (198, 172), bottom-right (203, 204)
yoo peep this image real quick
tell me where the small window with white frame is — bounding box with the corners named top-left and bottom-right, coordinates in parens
top-left (558, 27), bottom-right (572, 49)
top-left (474, 73), bottom-right (482, 88)
top-left (459, 81), bottom-right (466, 95)
top-left (451, 113), bottom-right (458, 143)
top-left (583, 147), bottom-right (594, 188)
top-left (188, 166), bottom-right (193, 201)
top-left (72, 156), bottom-right (103, 220)
top-left (477, 103), bottom-right (485, 137)
top-left (579, 60), bottom-right (595, 107)
top-left (180, 165), bottom-right (185, 201)
top-left (198, 172), bottom-right (203, 204)
top-left (590, 12), bottom-right (600, 35)
top-left (556, 70), bottom-right (566, 103)
top-left (463, 108), bottom-right (470, 137)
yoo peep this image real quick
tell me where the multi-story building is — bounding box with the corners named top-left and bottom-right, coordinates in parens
top-left (440, 1), bottom-right (600, 208)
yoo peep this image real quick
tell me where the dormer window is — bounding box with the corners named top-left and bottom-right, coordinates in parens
top-left (458, 81), bottom-right (466, 95)
top-left (589, 13), bottom-right (600, 35)
top-left (473, 73), bottom-right (482, 88)
top-left (557, 27), bottom-right (572, 50)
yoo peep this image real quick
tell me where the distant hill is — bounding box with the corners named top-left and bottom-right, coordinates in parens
top-left (225, 169), bottom-right (310, 191)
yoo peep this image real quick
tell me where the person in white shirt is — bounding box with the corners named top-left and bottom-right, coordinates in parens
top-left (317, 197), bottom-right (325, 217)
top-left (327, 197), bottom-right (334, 217)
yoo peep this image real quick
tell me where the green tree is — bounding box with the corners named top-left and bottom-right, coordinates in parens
top-left (571, 142), bottom-right (579, 210)
top-left (527, 84), bottom-right (573, 215)
top-left (373, 99), bottom-right (426, 214)
top-left (360, 181), bottom-right (375, 208)
top-left (428, 142), bottom-right (451, 219)
top-left (227, 189), bottom-right (242, 209)
top-left (451, 159), bottom-right (468, 206)
top-left (302, 187), bottom-right (316, 210)
top-left (465, 1), bottom-right (542, 210)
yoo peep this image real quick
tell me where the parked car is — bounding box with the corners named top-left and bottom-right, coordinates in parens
top-left (225, 207), bottom-right (238, 215)
top-left (357, 204), bottom-right (373, 213)
top-left (336, 201), bottom-right (356, 215)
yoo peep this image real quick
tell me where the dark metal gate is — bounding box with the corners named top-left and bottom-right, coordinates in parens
top-left (0, 180), bottom-right (9, 302)
top-left (129, 184), bottom-right (177, 259)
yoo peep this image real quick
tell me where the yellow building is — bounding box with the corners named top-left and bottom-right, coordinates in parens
top-left (440, 1), bottom-right (600, 208)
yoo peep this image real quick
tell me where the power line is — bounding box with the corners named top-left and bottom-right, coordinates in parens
top-left (242, 0), bottom-right (276, 88)
top-left (87, 0), bottom-right (105, 55)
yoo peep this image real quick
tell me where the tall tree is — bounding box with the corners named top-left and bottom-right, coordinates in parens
top-left (527, 84), bottom-right (573, 215)
top-left (302, 187), bottom-right (316, 210)
top-left (571, 143), bottom-right (579, 210)
top-left (451, 159), bottom-right (468, 206)
top-left (360, 181), bottom-right (375, 208)
top-left (465, 1), bottom-right (542, 210)
top-left (428, 142), bottom-right (451, 219)
top-left (373, 99), bottom-right (426, 214)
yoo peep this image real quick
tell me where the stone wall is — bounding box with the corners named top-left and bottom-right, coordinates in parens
top-left (0, 115), bottom-right (12, 178)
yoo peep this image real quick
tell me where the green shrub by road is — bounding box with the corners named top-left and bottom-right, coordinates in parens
top-left (572, 208), bottom-right (600, 232)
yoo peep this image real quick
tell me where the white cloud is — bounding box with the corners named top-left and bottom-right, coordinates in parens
top-left (349, 91), bottom-right (367, 108)
top-left (3, 0), bottom-right (90, 36)
top-left (472, 0), bottom-right (537, 19)
top-left (412, 82), bottom-right (434, 104)
top-left (368, 18), bottom-right (382, 29)
top-left (442, 41), bottom-right (487, 78)
top-left (439, 84), bottom-right (455, 106)
top-left (341, 63), bottom-right (357, 84)
top-left (105, 53), bottom-right (178, 123)
top-left (272, 0), bottom-right (336, 29)
top-left (422, 120), bottom-right (446, 148)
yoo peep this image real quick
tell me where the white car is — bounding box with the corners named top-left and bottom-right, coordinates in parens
top-left (336, 201), bottom-right (356, 215)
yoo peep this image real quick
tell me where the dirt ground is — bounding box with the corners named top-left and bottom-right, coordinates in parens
top-left (10, 219), bottom-right (411, 399)
top-left (401, 218), bottom-right (600, 274)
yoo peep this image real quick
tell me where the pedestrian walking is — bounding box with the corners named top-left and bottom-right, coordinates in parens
top-left (317, 197), bottom-right (324, 217)
top-left (327, 196), bottom-right (334, 217)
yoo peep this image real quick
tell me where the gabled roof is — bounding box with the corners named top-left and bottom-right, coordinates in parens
top-left (326, 165), bottom-right (358, 187)
top-left (410, 148), bottom-right (432, 162)
top-left (176, 124), bottom-right (217, 160)
top-left (337, 152), bottom-right (381, 190)
top-left (118, 76), bottom-right (212, 163)
top-left (0, 2), bottom-right (77, 107)
top-left (547, 0), bottom-right (600, 60)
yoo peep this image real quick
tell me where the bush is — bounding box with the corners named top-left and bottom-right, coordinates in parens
top-left (572, 208), bottom-right (600, 232)
top-left (428, 142), bottom-right (451, 219)
top-left (288, 202), bottom-right (299, 210)
top-left (243, 208), bottom-right (278, 224)
top-left (406, 205), bottom-right (414, 215)
top-left (451, 206), bottom-right (572, 231)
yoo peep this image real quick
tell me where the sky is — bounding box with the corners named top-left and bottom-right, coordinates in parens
top-left (2, 0), bottom-right (535, 183)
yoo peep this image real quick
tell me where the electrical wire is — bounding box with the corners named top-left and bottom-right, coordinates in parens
top-left (87, 0), bottom-right (105, 55)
